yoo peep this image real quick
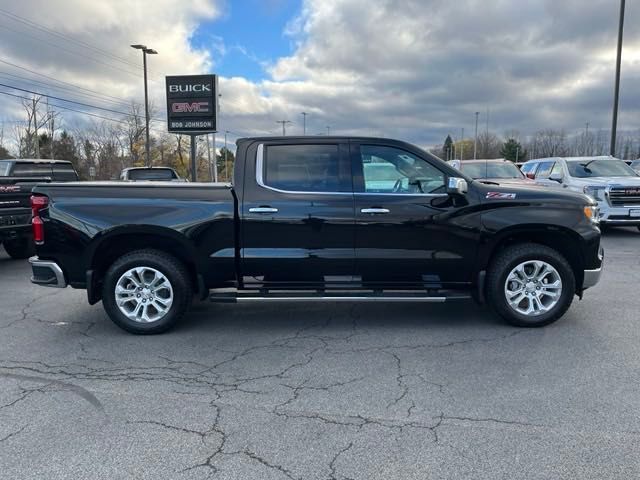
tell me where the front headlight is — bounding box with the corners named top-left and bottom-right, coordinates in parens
top-left (583, 205), bottom-right (600, 224)
top-left (583, 185), bottom-right (606, 202)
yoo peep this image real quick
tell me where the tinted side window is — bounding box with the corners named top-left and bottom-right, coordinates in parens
top-left (52, 164), bottom-right (79, 181)
top-left (263, 144), bottom-right (346, 192)
top-left (11, 163), bottom-right (52, 178)
top-left (550, 162), bottom-right (563, 177)
top-left (520, 163), bottom-right (536, 175)
top-left (536, 161), bottom-right (555, 179)
top-left (359, 145), bottom-right (445, 194)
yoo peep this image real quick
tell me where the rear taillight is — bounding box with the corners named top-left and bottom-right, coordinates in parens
top-left (30, 195), bottom-right (48, 245)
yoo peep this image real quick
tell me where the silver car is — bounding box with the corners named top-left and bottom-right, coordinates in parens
top-left (522, 156), bottom-right (640, 229)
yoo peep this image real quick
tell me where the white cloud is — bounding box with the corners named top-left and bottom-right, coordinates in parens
top-left (1, 0), bottom-right (640, 149)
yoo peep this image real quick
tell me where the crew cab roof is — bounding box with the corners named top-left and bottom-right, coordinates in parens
top-left (0, 158), bottom-right (74, 164)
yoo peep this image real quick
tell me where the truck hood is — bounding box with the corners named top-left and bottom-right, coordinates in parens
top-left (565, 176), bottom-right (640, 188)
top-left (473, 181), bottom-right (593, 206)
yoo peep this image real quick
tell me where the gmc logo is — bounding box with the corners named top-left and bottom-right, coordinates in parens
top-left (169, 84), bottom-right (211, 93)
top-left (0, 185), bottom-right (20, 193)
top-left (172, 102), bottom-right (209, 113)
top-left (625, 188), bottom-right (640, 196)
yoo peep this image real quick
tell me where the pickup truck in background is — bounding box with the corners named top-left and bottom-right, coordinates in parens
top-left (521, 156), bottom-right (640, 230)
top-left (28, 137), bottom-right (603, 334)
top-left (120, 167), bottom-right (185, 182)
top-left (0, 159), bottom-right (78, 259)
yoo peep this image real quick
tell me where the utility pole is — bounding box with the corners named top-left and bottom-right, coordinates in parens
top-left (33, 97), bottom-right (40, 159)
top-left (130, 44), bottom-right (158, 167)
top-left (326, 126), bottom-right (331, 136)
top-left (224, 131), bottom-right (229, 181)
top-left (301, 112), bottom-right (307, 135)
top-left (460, 128), bottom-right (464, 160)
top-left (206, 134), bottom-right (213, 182)
top-left (474, 112), bottom-right (480, 160)
top-left (610, 0), bottom-right (625, 156)
top-left (276, 120), bottom-right (292, 135)
top-left (46, 97), bottom-right (54, 160)
top-left (585, 122), bottom-right (590, 155)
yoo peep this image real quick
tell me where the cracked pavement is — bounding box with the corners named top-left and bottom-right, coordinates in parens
top-left (1, 229), bottom-right (640, 479)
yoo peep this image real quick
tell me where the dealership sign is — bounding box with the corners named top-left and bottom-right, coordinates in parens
top-left (166, 75), bottom-right (218, 133)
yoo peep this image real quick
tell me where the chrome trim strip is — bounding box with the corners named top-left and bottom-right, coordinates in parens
top-left (249, 207), bottom-right (279, 213)
top-left (255, 143), bottom-right (449, 198)
top-left (582, 267), bottom-right (603, 290)
top-left (236, 296), bottom-right (447, 303)
top-left (29, 256), bottom-right (67, 288)
top-left (361, 208), bottom-right (390, 214)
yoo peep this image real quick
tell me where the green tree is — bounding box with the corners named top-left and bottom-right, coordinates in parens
top-left (500, 138), bottom-right (527, 162)
top-left (216, 147), bottom-right (235, 182)
top-left (442, 135), bottom-right (453, 160)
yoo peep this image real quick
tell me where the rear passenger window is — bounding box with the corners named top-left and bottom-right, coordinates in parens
top-left (263, 144), bottom-right (348, 192)
top-left (536, 161), bottom-right (555, 179)
top-left (11, 163), bottom-right (52, 178)
top-left (52, 165), bottom-right (78, 181)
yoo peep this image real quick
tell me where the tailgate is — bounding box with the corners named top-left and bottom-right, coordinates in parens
top-left (0, 184), bottom-right (31, 209)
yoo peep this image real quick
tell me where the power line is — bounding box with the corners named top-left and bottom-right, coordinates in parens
top-left (0, 81), bottom-right (167, 123)
top-left (0, 22), bottom-right (144, 79)
top-left (0, 7), bottom-right (141, 69)
top-left (0, 72), bottom-right (135, 110)
top-left (0, 58), bottom-right (141, 106)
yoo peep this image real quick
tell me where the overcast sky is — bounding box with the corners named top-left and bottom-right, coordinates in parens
top-left (0, 0), bottom-right (638, 149)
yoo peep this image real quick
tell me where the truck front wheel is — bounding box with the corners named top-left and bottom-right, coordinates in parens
top-left (486, 243), bottom-right (575, 328)
top-left (102, 250), bottom-right (192, 334)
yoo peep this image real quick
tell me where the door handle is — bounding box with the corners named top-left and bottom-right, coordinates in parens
top-left (249, 207), bottom-right (279, 214)
top-left (360, 208), bottom-right (390, 214)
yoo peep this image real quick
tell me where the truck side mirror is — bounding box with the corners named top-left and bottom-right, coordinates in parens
top-left (525, 172), bottom-right (535, 179)
top-left (548, 172), bottom-right (563, 183)
top-left (447, 177), bottom-right (468, 195)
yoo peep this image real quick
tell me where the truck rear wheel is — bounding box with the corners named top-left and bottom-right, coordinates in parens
top-left (102, 249), bottom-right (192, 334)
top-left (3, 238), bottom-right (35, 260)
top-left (486, 243), bottom-right (575, 328)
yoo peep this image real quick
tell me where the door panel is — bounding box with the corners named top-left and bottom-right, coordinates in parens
top-left (351, 142), bottom-right (477, 289)
top-left (241, 141), bottom-right (355, 288)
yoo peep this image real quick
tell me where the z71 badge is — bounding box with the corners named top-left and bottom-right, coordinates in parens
top-left (486, 192), bottom-right (517, 200)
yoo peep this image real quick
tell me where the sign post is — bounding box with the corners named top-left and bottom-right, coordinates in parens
top-left (166, 74), bottom-right (218, 182)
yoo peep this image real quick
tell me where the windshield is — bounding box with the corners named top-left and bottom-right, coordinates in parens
top-left (0, 161), bottom-right (10, 176)
top-left (461, 162), bottom-right (524, 179)
top-left (128, 168), bottom-right (177, 181)
top-left (566, 159), bottom-right (638, 178)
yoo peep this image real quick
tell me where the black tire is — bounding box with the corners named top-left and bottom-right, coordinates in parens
top-left (3, 238), bottom-right (35, 260)
top-left (486, 243), bottom-right (575, 328)
top-left (102, 249), bottom-right (192, 334)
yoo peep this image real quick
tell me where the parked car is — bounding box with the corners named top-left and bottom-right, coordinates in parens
top-left (447, 159), bottom-right (535, 186)
top-left (522, 156), bottom-right (640, 229)
top-left (630, 160), bottom-right (640, 175)
top-left (29, 137), bottom-right (602, 334)
top-left (0, 159), bottom-right (78, 259)
top-left (120, 167), bottom-right (185, 182)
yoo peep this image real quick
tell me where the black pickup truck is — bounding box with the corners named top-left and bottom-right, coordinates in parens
top-left (28, 137), bottom-right (604, 334)
top-left (1, 159), bottom-right (78, 259)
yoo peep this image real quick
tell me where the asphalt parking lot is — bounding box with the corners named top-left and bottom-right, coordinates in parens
top-left (1, 230), bottom-right (639, 480)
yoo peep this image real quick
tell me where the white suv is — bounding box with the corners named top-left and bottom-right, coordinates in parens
top-left (521, 156), bottom-right (640, 229)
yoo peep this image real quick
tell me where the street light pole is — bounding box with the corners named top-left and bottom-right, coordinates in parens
top-left (611, 0), bottom-right (625, 156)
top-left (474, 112), bottom-right (480, 160)
top-left (131, 44), bottom-right (157, 167)
top-left (301, 112), bottom-right (307, 135)
top-left (276, 120), bottom-right (292, 135)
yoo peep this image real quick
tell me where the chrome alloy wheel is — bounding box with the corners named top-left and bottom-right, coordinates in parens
top-left (504, 260), bottom-right (562, 317)
top-left (115, 267), bottom-right (174, 323)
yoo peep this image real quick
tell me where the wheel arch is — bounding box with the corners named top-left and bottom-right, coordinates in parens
top-left (85, 226), bottom-right (204, 304)
top-left (479, 225), bottom-right (586, 294)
